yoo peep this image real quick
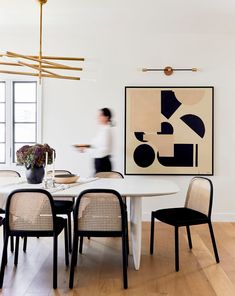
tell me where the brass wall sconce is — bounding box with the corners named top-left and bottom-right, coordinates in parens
top-left (0, 0), bottom-right (84, 82)
top-left (142, 66), bottom-right (198, 76)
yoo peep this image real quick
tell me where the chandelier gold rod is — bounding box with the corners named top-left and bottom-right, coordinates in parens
top-left (30, 56), bottom-right (85, 61)
top-left (0, 61), bottom-right (82, 71)
top-left (6, 51), bottom-right (80, 70)
top-left (0, 69), bottom-right (80, 80)
top-left (17, 61), bottom-right (60, 76)
top-left (0, 54), bottom-right (84, 61)
top-left (39, 1), bottom-right (43, 82)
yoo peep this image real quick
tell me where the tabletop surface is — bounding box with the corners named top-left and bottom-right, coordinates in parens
top-left (53, 176), bottom-right (180, 197)
top-left (0, 176), bottom-right (180, 203)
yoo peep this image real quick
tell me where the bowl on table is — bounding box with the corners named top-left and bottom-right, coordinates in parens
top-left (54, 174), bottom-right (79, 184)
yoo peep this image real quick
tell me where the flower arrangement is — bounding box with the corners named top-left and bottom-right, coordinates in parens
top-left (16, 143), bottom-right (55, 168)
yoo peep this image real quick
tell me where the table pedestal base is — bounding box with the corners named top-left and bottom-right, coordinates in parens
top-left (130, 196), bottom-right (142, 270)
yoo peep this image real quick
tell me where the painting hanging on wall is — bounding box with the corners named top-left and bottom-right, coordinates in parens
top-left (125, 86), bottom-right (214, 175)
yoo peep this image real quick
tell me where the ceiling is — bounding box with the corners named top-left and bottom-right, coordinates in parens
top-left (0, 0), bottom-right (235, 34)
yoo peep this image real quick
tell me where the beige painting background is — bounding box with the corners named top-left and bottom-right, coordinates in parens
top-left (125, 87), bottom-right (213, 175)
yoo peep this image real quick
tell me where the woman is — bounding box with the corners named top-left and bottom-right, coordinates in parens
top-left (77, 108), bottom-right (113, 174)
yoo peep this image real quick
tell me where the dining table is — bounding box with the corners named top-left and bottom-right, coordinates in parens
top-left (0, 175), bottom-right (180, 270)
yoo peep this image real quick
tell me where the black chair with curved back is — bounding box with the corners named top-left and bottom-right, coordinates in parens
top-left (69, 189), bottom-right (128, 289)
top-left (20, 170), bottom-right (74, 254)
top-left (78, 171), bottom-right (129, 254)
top-left (150, 177), bottom-right (220, 271)
top-left (0, 170), bottom-right (21, 252)
top-left (0, 188), bottom-right (69, 289)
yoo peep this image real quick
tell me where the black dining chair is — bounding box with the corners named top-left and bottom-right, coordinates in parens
top-left (78, 171), bottom-right (129, 254)
top-left (0, 170), bottom-right (21, 252)
top-left (69, 189), bottom-right (128, 289)
top-left (150, 177), bottom-right (220, 271)
top-left (23, 169), bottom-right (75, 253)
top-left (0, 188), bottom-right (69, 289)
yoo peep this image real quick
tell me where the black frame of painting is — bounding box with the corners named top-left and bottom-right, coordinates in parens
top-left (124, 86), bottom-right (214, 176)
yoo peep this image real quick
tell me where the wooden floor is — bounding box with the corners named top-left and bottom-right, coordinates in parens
top-left (0, 222), bottom-right (235, 296)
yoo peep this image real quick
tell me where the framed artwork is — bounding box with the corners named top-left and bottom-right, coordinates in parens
top-left (125, 86), bottom-right (214, 175)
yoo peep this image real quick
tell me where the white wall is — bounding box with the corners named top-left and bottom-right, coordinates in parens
top-left (1, 0), bottom-right (235, 220)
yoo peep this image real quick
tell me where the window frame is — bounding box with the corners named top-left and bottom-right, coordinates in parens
top-left (0, 81), bottom-right (6, 163)
top-left (0, 77), bottom-right (42, 168)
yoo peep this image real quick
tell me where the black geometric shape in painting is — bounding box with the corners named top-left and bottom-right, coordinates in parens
top-left (134, 132), bottom-right (148, 142)
top-left (161, 90), bottom-right (182, 119)
top-left (195, 144), bottom-right (198, 167)
top-left (133, 144), bottom-right (155, 168)
top-left (180, 114), bottom-right (205, 138)
top-left (157, 144), bottom-right (194, 167)
top-left (157, 122), bottom-right (174, 135)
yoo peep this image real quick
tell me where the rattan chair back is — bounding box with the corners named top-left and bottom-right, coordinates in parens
top-left (185, 177), bottom-right (213, 217)
top-left (95, 171), bottom-right (123, 179)
top-left (0, 170), bottom-right (20, 177)
top-left (77, 191), bottom-right (123, 232)
top-left (6, 189), bottom-right (54, 232)
top-left (47, 169), bottom-right (71, 176)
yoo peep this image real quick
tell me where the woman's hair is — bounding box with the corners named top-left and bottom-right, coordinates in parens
top-left (100, 108), bottom-right (112, 123)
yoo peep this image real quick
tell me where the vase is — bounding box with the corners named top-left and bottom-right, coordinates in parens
top-left (25, 165), bottom-right (45, 184)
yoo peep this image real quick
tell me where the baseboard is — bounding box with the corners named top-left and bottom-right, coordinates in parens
top-left (142, 212), bottom-right (235, 222)
top-left (211, 213), bottom-right (235, 222)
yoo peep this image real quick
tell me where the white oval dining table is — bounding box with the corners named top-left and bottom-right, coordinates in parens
top-left (0, 176), bottom-right (179, 270)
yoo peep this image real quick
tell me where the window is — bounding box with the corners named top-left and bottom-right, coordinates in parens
top-left (0, 82), bottom-right (6, 163)
top-left (0, 80), bottom-right (41, 166)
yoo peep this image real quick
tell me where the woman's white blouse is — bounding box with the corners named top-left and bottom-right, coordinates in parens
top-left (91, 125), bottom-right (112, 158)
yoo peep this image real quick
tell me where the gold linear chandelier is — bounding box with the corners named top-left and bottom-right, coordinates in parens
top-left (0, 0), bottom-right (84, 82)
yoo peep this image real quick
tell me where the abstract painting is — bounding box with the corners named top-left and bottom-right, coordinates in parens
top-left (125, 87), bottom-right (214, 175)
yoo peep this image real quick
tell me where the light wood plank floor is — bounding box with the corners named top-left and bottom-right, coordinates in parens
top-left (0, 222), bottom-right (234, 296)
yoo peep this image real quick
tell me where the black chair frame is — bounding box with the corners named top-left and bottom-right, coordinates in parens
top-left (150, 177), bottom-right (220, 272)
top-left (0, 170), bottom-right (21, 253)
top-left (23, 170), bottom-right (74, 253)
top-left (0, 188), bottom-right (69, 289)
top-left (69, 188), bottom-right (128, 289)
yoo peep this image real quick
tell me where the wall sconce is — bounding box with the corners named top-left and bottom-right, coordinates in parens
top-left (142, 66), bottom-right (198, 76)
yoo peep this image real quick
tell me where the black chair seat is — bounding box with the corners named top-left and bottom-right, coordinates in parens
top-left (153, 207), bottom-right (209, 227)
top-left (54, 200), bottom-right (74, 214)
top-left (54, 217), bottom-right (67, 234)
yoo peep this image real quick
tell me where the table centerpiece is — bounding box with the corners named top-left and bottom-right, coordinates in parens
top-left (16, 143), bottom-right (55, 184)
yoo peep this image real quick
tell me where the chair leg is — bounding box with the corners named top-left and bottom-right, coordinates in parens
top-left (23, 237), bottom-right (27, 252)
top-left (186, 225), bottom-right (192, 249)
top-left (175, 226), bottom-right (179, 272)
top-left (0, 235), bottom-right (9, 288)
top-left (125, 211), bottom-right (129, 255)
top-left (79, 236), bottom-right (83, 254)
top-left (122, 233), bottom-right (128, 289)
top-left (53, 235), bottom-right (58, 289)
top-left (69, 234), bottom-right (79, 289)
top-left (150, 212), bottom-right (155, 254)
top-left (14, 237), bottom-right (20, 266)
top-left (208, 221), bottom-right (220, 263)
top-left (2, 225), bottom-right (7, 266)
top-left (67, 213), bottom-right (72, 253)
top-left (10, 235), bottom-right (14, 253)
top-left (64, 224), bottom-right (69, 267)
